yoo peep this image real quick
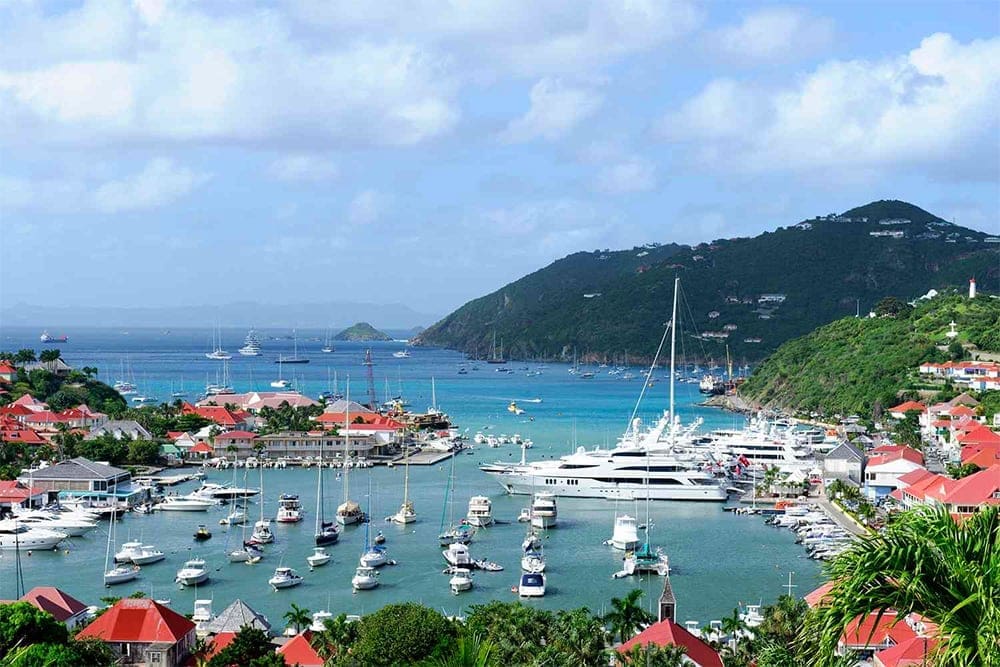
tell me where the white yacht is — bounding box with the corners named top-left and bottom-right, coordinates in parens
top-left (268, 567), bottom-right (303, 590)
top-left (449, 569), bottom-right (473, 594)
top-left (252, 519), bottom-right (274, 544)
top-left (530, 493), bottom-right (557, 529)
top-left (191, 483), bottom-right (260, 500)
top-left (115, 540), bottom-right (144, 563)
top-left (442, 542), bottom-right (472, 568)
top-left (466, 496), bottom-right (494, 527)
top-left (352, 565), bottom-right (379, 591)
top-left (276, 494), bottom-right (303, 523)
top-left (130, 545), bottom-right (166, 565)
top-left (13, 511), bottom-right (97, 537)
top-left (239, 328), bottom-right (262, 356)
top-left (104, 564), bottom-right (140, 586)
top-left (175, 558), bottom-right (209, 586)
top-left (0, 520), bottom-right (67, 550)
top-left (518, 572), bottom-right (546, 597)
top-left (609, 514), bottom-right (639, 551)
top-left (307, 547), bottom-right (331, 568)
top-left (158, 497), bottom-right (213, 511)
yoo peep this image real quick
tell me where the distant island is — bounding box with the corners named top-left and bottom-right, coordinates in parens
top-left (334, 322), bottom-right (393, 342)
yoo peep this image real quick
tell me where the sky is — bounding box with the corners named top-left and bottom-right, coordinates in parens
top-left (1, 0), bottom-right (998, 319)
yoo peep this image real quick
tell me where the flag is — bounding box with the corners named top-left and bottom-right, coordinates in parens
top-left (738, 454), bottom-right (751, 467)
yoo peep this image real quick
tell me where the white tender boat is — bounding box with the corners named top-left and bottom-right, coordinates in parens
top-left (610, 514), bottom-right (639, 551)
top-left (175, 558), bottom-right (209, 586)
top-left (518, 572), bottom-right (546, 597)
top-left (466, 495), bottom-right (494, 527)
top-left (352, 565), bottom-right (379, 590)
top-left (530, 492), bottom-right (557, 529)
top-left (307, 547), bottom-right (331, 568)
top-left (104, 564), bottom-right (140, 586)
top-left (442, 542), bottom-right (472, 568)
top-left (449, 569), bottom-right (473, 594)
top-left (269, 566), bottom-right (303, 590)
top-left (158, 497), bottom-right (213, 512)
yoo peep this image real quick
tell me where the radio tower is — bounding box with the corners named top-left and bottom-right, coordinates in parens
top-left (363, 348), bottom-right (378, 411)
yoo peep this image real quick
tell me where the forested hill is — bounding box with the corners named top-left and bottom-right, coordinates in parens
top-left (738, 294), bottom-right (1000, 417)
top-left (413, 200), bottom-right (998, 361)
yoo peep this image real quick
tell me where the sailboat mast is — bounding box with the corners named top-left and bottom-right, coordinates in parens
top-left (344, 381), bottom-right (350, 503)
top-left (669, 277), bottom-right (679, 448)
top-left (315, 428), bottom-right (324, 533)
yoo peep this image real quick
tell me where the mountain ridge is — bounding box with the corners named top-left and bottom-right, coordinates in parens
top-left (413, 200), bottom-right (998, 361)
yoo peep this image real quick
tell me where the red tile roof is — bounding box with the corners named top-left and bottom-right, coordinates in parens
top-left (0, 424), bottom-right (46, 444)
top-left (956, 426), bottom-right (1000, 447)
top-left (618, 619), bottom-right (723, 667)
top-left (841, 611), bottom-right (917, 649)
top-left (869, 445), bottom-right (924, 466)
top-left (190, 443), bottom-right (214, 454)
top-left (0, 480), bottom-right (44, 502)
top-left (896, 469), bottom-right (934, 487)
top-left (78, 598), bottom-right (194, 644)
top-left (11, 395), bottom-right (47, 410)
top-left (944, 464), bottom-right (1000, 510)
top-left (215, 430), bottom-right (257, 440)
top-left (0, 361), bottom-right (17, 375)
top-left (874, 635), bottom-right (938, 667)
top-left (205, 632), bottom-right (237, 660)
top-left (889, 401), bottom-right (926, 413)
top-left (182, 404), bottom-right (245, 427)
top-left (961, 445), bottom-right (1000, 469)
top-left (804, 581), bottom-right (835, 608)
top-left (949, 405), bottom-right (977, 417)
top-left (277, 632), bottom-right (323, 666)
top-left (0, 404), bottom-right (34, 417)
top-left (20, 586), bottom-right (88, 622)
top-left (315, 413), bottom-right (405, 429)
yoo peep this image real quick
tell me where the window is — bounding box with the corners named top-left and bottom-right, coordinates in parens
top-left (146, 650), bottom-right (162, 664)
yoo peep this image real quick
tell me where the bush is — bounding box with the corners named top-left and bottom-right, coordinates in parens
top-left (351, 603), bottom-right (455, 666)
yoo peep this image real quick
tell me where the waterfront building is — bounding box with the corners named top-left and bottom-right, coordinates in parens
top-left (78, 598), bottom-right (196, 667)
top-left (255, 431), bottom-right (396, 460)
top-left (823, 441), bottom-right (865, 485)
top-left (194, 391), bottom-right (318, 413)
top-left (212, 430), bottom-right (258, 459)
top-left (18, 586), bottom-right (90, 629)
top-left (20, 457), bottom-right (144, 506)
top-left (0, 479), bottom-right (46, 513)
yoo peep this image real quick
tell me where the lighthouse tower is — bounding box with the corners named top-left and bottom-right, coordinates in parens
top-left (969, 278), bottom-right (977, 299)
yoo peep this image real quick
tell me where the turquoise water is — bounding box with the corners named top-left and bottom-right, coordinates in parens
top-left (0, 327), bottom-right (820, 624)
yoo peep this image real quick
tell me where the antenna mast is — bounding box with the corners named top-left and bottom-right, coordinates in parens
top-left (363, 349), bottom-right (378, 411)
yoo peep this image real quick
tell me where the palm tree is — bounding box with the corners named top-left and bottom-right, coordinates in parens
top-left (283, 603), bottom-right (312, 635)
top-left (720, 607), bottom-right (748, 649)
top-left (617, 642), bottom-right (687, 666)
top-left (604, 589), bottom-right (655, 644)
top-left (311, 613), bottom-right (358, 661)
top-left (423, 631), bottom-right (496, 667)
top-left (802, 504), bottom-right (1000, 667)
top-left (546, 608), bottom-right (609, 665)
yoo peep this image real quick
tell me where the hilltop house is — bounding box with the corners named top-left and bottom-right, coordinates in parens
top-left (18, 586), bottom-right (91, 629)
top-left (78, 598), bottom-right (196, 667)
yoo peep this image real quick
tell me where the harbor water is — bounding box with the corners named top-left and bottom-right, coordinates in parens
top-left (0, 327), bottom-right (820, 624)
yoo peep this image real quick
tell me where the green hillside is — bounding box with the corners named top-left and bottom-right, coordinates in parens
top-left (414, 200), bottom-right (998, 361)
top-left (334, 322), bottom-right (392, 342)
top-left (738, 294), bottom-right (1000, 416)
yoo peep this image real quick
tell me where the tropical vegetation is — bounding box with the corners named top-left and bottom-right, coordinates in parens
top-left (333, 322), bottom-right (392, 341)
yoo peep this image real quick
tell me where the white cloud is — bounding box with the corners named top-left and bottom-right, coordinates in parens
top-left (657, 33), bottom-right (1000, 178)
top-left (475, 199), bottom-right (623, 257)
top-left (268, 155), bottom-right (340, 183)
top-left (502, 78), bottom-right (603, 142)
top-left (708, 7), bottom-right (834, 64)
top-left (593, 157), bottom-right (657, 195)
top-left (348, 189), bottom-right (387, 225)
top-left (92, 158), bottom-right (209, 213)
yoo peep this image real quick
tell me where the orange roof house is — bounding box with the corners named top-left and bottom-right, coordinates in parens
top-left (617, 618), bottom-right (723, 666)
top-left (78, 598), bottom-right (196, 667)
top-left (277, 632), bottom-right (324, 666)
top-left (19, 586), bottom-right (90, 629)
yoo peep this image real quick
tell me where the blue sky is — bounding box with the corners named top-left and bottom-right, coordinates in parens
top-left (1, 0), bottom-right (998, 318)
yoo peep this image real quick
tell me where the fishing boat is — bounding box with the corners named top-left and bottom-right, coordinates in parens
top-left (194, 525), bottom-right (212, 541)
top-left (115, 540), bottom-right (144, 563)
top-left (518, 572), bottom-right (546, 597)
top-left (175, 558), bottom-right (209, 586)
top-left (449, 569), bottom-right (473, 594)
top-left (530, 492), bottom-right (557, 529)
top-left (103, 509), bottom-right (139, 586)
top-left (239, 328), bottom-right (262, 356)
top-left (609, 514), bottom-right (639, 551)
top-left (442, 542), bottom-right (472, 568)
top-left (268, 566), bottom-right (304, 590)
top-left (388, 443), bottom-right (416, 524)
top-left (276, 494), bottom-right (303, 523)
top-left (314, 438), bottom-right (339, 545)
top-left (275, 330), bottom-right (309, 364)
top-left (131, 545), bottom-right (166, 565)
top-left (307, 547), bottom-right (331, 568)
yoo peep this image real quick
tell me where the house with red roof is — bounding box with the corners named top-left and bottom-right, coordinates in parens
top-left (864, 447), bottom-right (926, 499)
top-left (10, 394), bottom-right (48, 412)
top-left (19, 586), bottom-right (90, 629)
top-left (277, 632), bottom-right (323, 666)
top-left (804, 581), bottom-right (835, 609)
top-left (961, 444), bottom-right (1000, 469)
top-left (0, 361), bottom-right (16, 383)
top-left (839, 611), bottom-right (918, 657)
top-left (0, 417), bottom-right (47, 446)
top-left (956, 424), bottom-right (1000, 448)
top-left (78, 598), bottom-right (196, 666)
top-left (943, 464), bottom-right (1000, 519)
top-left (181, 403), bottom-right (249, 429)
top-left (888, 401), bottom-right (925, 420)
top-left (874, 635), bottom-right (939, 667)
top-left (617, 618), bottom-right (723, 666)
top-left (0, 480), bottom-right (47, 511)
top-left (212, 430), bottom-right (258, 459)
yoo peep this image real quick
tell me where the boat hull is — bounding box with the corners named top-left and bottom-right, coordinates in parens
top-left (488, 472), bottom-right (728, 502)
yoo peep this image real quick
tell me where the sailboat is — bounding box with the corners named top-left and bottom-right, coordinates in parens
top-left (487, 331), bottom-right (506, 364)
top-left (623, 277), bottom-right (682, 578)
top-left (352, 485), bottom-right (382, 590)
top-left (104, 508), bottom-right (139, 586)
top-left (388, 442), bottom-right (416, 524)
top-left (205, 326), bottom-right (232, 360)
top-left (229, 468), bottom-right (263, 563)
top-left (270, 358), bottom-right (290, 389)
top-left (337, 382), bottom-right (365, 526)
top-left (439, 452), bottom-right (474, 546)
top-left (251, 464), bottom-right (274, 545)
top-left (276, 329), bottom-right (309, 364)
top-left (314, 431), bottom-right (339, 545)
top-left (321, 328), bottom-right (334, 354)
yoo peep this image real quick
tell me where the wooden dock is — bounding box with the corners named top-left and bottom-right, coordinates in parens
top-left (398, 450), bottom-right (454, 466)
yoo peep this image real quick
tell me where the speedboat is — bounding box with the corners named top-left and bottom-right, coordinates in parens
top-left (360, 545), bottom-right (388, 568)
top-left (352, 565), bottom-right (379, 590)
top-left (194, 525), bottom-right (212, 541)
top-left (442, 542), bottom-right (472, 568)
top-left (307, 547), bottom-right (331, 568)
top-left (530, 493), bottom-right (557, 529)
top-left (191, 483), bottom-right (260, 500)
top-left (268, 566), bottom-right (303, 590)
top-left (609, 515), bottom-right (639, 551)
top-left (466, 496), bottom-right (494, 527)
top-left (521, 549), bottom-right (546, 573)
top-left (175, 558), bottom-right (209, 586)
top-left (104, 564), bottom-right (140, 586)
top-left (270, 379), bottom-right (291, 389)
top-left (158, 497), bottom-right (213, 512)
top-left (392, 350), bottom-right (410, 358)
top-left (131, 545), bottom-right (166, 565)
top-left (518, 572), bottom-right (546, 597)
top-left (310, 610), bottom-right (334, 632)
top-left (115, 540), bottom-right (144, 563)
top-left (449, 569), bottom-right (473, 594)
